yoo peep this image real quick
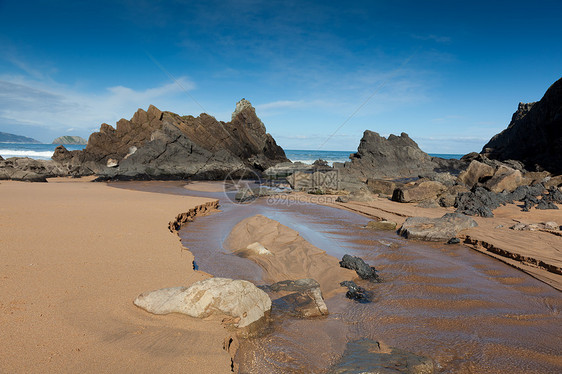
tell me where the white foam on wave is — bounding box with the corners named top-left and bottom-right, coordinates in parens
top-left (0, 149), bottom-right (54, 159)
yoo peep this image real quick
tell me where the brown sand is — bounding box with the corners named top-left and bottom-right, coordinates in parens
top-left (0, 180), bottom-right (234, 373)
top-left (224, 214), bottom-right (356, 298)
top-left (306, 193), bottom-right (562, 291)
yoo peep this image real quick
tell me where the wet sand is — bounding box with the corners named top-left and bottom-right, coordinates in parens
top-left (115, 181), bottom-right (562, 373)
top-left (0, 179), bottom-right (234, 373)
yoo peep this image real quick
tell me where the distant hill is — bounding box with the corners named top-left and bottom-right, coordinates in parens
top-left (0, 131), bottom-right (41, 144)
top-left (52, 136), bottom-right (88, 145)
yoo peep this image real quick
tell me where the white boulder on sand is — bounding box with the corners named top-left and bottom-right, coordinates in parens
top-left (134, 277), bottom-right (272, 328)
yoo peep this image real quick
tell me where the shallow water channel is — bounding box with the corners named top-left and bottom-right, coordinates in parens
top-left (111, 181), bottom-right (562, 373)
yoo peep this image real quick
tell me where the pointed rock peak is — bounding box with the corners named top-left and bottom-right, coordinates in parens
top-left (232, 98), bottom-right (255, 121)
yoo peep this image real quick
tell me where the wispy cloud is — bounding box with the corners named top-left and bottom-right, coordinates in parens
top-left (411, 34), bottom-right (452, 43)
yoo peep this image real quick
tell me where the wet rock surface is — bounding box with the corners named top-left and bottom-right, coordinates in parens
top-left (259, 278), bottom-right (328, 318)
top-left (339, 254), bottom-right (381, 281)
top-left (340, 280), bottom-right (373, 303)
top-left (399, 213), bottom-right (478, 241)
top-left (328, 339), bottom-right (434, 374)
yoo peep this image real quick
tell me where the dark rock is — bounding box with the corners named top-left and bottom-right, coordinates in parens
top-left (54, 100), bottom-right (289, 180)
top-left (454, 187), bottom-right (509, 217)
top-left (447, 237), bottom-right (461, 244)
top-left (399, 213), bottom-right (478, 241)
top-left (340, 280), bottom-right (373, 303)
top-left (0, 157), bottom-right (72, 182)
top-left (312, 159), bottom-right (329, 167)
top-left (329, 339), bottom-right (435, 374)
top-left (340, 131), bottom-right (438, 181)
top-left (536, 199), bottom-right (559, 210)
top-left (482, 78), bottom-right (562, 174)
top-left (339, 254), bottom-right (380, 282)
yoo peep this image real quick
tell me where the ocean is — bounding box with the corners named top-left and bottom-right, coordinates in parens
top-left (0, 144), bottom-right (463, 164)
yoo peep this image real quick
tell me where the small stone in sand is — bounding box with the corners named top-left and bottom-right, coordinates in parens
top-left (246, 242), bottom-right (272, 255)
top-left (366, 220), bottom-right (397, 231)
top-left (339, 254), bottom-right (381, 282)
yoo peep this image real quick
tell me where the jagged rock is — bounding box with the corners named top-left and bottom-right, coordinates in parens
top-left (484, 165), bottom-right (524, 193)
top-left (536, 199), bottom-right (559, 210)
top-left (366, 179), bottom-right (401, 195)
top-left (54, 100), bottom-right (289, 180)
top-left (329, 339), bottom-right (435, 374)
top-left (457, 160), bottom-right (495, 188)
top-left (392, 180), bottom-right (447, 203)
top-left (482, 78), bottom-right (562, 174)
top-left (340, 131), bottom-right (438, 180)
top-left (454, 186), bottom-right (511, 217)
top-left (339, 254), bottom-right (380, 281)
top-left (133, 278), bottom-right (271, 328)
top-left (340, 280), bottom-right (373, 303)
top-left (259, 279), bottom-right (328, 318)
top-left (399, 213), bottom-right (478, 241)
top-left (366, 220), bottom-right (397, 231)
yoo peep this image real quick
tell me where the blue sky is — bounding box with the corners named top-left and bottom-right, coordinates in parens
top-left (1, 0), bottom-right (561, 153)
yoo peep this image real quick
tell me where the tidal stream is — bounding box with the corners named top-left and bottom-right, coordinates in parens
top-left (111, 181), bottom-right (562, 373)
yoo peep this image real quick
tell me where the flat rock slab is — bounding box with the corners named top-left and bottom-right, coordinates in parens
top-left (260, 278), bottom-right (328, 318)
top-left (399, 212), bottom-right (478, 242)
top-left (134, 277), bottom-right (272, 328)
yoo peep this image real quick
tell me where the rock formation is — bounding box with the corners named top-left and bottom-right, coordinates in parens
top-left (52, 136), bottom-right (88, 145)
top-left (53, 99), bottom-right (288, 180)
top-left (482, 77), bottom-right (562, 175)
top-left (339, 131), bottom-right (438, 180)
top-left (398, 213), bottom-right (478, 241)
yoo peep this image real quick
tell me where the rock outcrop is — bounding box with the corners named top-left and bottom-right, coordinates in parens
top-left (133, 277), bottom-right (271, 329)
top-left (482, 77), bottom-right (562, 175)
top-left (339, 131), bottom-right (438, 180)
top-left (53, 100), bottom-right (288, 180)
top-left (0, 157), bottom-right (72, 182)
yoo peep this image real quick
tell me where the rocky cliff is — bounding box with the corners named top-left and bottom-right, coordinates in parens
top-left (53, 99), bottom-right (288, 180)
top-left (482, 77), bottom-right (562, 175)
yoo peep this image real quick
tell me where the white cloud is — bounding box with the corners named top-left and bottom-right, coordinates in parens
top-left (0, 74), bottom-right (196, 134)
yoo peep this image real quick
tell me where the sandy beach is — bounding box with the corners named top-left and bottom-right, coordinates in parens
top-left (0, 179), bottom-right (234, 373)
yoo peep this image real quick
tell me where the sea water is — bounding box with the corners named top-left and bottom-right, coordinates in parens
top-left (0, 144), bottom-right (462, 164)
top-left (0, 143), bottom-right (86, 160)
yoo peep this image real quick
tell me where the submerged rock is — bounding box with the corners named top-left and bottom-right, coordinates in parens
top-left (399, 213), bottom-right (478, 242)
top-left (134, 277), bottom-right (271, 328)
top-left (259, 278), bottom-right (328, 318)
top-left (339, 254), bottom-right (381, 282)
top-left (366, 220), bottom-right (398, 231)
top-left (329, 339), bottom-right (434, 374)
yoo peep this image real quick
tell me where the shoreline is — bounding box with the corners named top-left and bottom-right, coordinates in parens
top-left (0, 179), bottom-right (235, 373)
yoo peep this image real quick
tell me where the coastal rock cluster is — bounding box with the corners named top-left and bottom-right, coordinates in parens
top-left (52, 99), bottom-right (288, 180)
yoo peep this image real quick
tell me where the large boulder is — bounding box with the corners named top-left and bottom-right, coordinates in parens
top-left (340, 131), bottom-right (438, 180)
top-left (0, 157), bottom-right (72, 182)
top-left (133, 278), bottom-right (272, 328)
top-left (457, 160), bottom-right (495, 188)
top-left (398, 213), bottom-right (478, 241)
top-left (484, 165), bottom-right (524, 193)
top-left (366, 179), bottom-right (402, 195)
top-left (482, 78), bottom-right (562, 174)
top-left (391, 180), bottom-right (447, 203)
top-left (53, 100), bottom-right (289, 180)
